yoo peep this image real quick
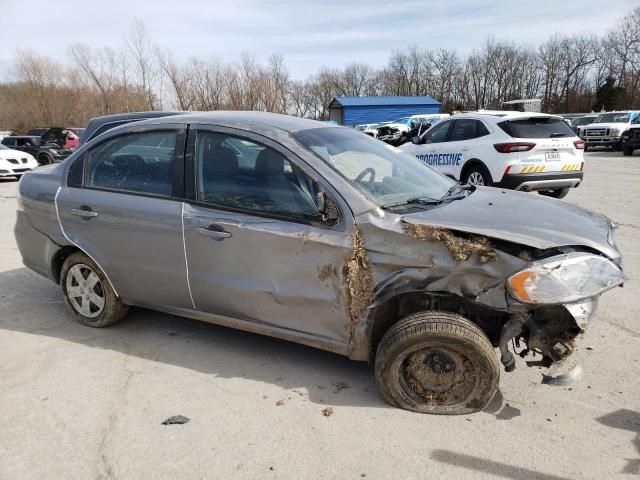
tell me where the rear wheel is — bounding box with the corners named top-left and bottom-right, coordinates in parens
top-left (60, 252), bottom-right (128, 327)
top-left (463, 164), bottom-right (492, 187)
top-left (539, 187), bottom-right (570, 199)
top-left (623, 146), bottom-right (634, 156)
top-left (375, 311), bottom-right (500, 415)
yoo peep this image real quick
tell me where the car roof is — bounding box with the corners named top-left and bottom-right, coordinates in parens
top-left (453, 111), bottom-right (560, 124)
top-left (134, 111), bottom-right (333, 133)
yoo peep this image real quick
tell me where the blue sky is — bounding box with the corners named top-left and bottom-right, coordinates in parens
top-left (0, 0), bottom-right (636, 79)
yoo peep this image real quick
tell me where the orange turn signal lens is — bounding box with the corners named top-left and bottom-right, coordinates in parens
top-left (508, 271), bottom-right (536, 302)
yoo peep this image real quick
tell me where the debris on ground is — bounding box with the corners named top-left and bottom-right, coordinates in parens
top-left (275, 400), bottom-right (284, 406)
top-left (322, 407), bottom-right (334, 417)
top-left (161, 415), bottom-right (190, 425)
top-left (332, 381), bottom-right (349, 393)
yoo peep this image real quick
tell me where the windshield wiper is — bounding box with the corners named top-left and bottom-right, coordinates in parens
top-left (381, 196), bottom-right (441, 209)
top-left (550, 132), bottom-right (567, 138)
top-left (440, 183), bottom-right (474, 202)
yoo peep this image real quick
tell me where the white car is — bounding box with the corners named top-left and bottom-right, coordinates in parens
top-left (579, 111), bottom-right (640, 151)
top-left (399, 112), bottom-right (585, 198)
top-left (0, 144), bottom-right (39, 179)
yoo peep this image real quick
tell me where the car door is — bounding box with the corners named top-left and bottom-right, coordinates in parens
top-left (55, 125), bottom-right (193, 309)
top-left (181, 126), bottom-right (352, 342)
top-left (443, 119), bottom-right (486, 180)
top-left (401, 120), bottom-right (453, 171)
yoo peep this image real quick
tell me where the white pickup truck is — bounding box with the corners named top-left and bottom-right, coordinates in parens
top-left (579, 111), bottom-right (640, 151)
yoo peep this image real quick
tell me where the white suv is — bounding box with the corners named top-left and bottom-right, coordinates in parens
top-left (399, 112), bottom-right (585, 198)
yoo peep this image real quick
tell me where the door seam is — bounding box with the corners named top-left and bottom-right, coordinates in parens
top-left (181, 201), bottom-right (196, 309)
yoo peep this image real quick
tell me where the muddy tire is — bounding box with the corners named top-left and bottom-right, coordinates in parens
top-left (38, 153), bottom-right (52, 165)
top-left (60, 252), bottom-right (128, 327)
top-left (539, 187), bottom-right (570, 199)
top-left (375, 311), bottom-right (499, 415)
top-left (463, 164), bottom-right (492, 187)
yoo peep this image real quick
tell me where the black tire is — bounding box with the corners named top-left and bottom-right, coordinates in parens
top-left (462, 163), bottom-right (493, 187)
top-left (539, 187), bottom-right (570, 199)
top-left (584, 144), bottom-right (589, 152)
top-left (60, 251), bottom-right (128, 327)
top-left (623, 146), bottom-right (634, 156)
top-left (37, 154), bottom-right (52, 165)
top-left (375, 311), bottom-right (500, 415)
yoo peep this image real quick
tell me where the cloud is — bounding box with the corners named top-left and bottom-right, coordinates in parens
top-left (0, 0), bottom-right (636, 80)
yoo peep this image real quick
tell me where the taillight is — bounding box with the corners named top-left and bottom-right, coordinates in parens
top-left (493, 142), bottom-right (536, 153)
top-left (573, 140), bottom-right (585, 149)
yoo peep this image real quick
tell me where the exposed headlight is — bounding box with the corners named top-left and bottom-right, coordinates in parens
top-left (507, 252), bottom-right (625, 304)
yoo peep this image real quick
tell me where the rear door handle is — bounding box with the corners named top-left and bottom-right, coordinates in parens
top-left (197, 224), bottom-right (232, 239)
top-left (70, 208), bottom-right (98, 218)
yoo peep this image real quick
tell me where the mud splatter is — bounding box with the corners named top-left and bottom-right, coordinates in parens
top-left (332, 381), bottom-right (349, 393)
top-left (318, 264), bottom-right (333, 281)
top-left (403, 223), bottom-right (497, 263)
top-left (322, 407), bottom-right (334, 417)
top-left (342, 227), bottom-right (374, 338)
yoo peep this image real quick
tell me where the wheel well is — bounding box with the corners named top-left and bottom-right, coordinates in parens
top-left (368, 291), bottom-right (508, 357)
top-left (51, 246), bottom-right (80, 284)
top-left (460, 159), bottom-right (487, 181)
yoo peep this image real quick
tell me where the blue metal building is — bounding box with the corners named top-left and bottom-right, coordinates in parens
top-left (328, 96), bottom-right (442, 126)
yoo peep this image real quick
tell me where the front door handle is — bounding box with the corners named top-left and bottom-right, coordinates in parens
top-left (197, 224), bottom-right (232, 239)
top-left (70, 207), bottom-right (98, 219)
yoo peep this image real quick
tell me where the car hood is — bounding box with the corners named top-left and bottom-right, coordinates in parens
top-left (0, 148), bottom-right (30, 159)
top-left (401, 187), bottom-right (619, 260)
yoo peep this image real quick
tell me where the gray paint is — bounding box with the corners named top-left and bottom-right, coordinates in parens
top-left (14, 111), bottom-right (624, 364)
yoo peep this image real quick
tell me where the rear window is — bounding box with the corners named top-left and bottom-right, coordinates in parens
top-left (498, 117), bottom-right (575, 139)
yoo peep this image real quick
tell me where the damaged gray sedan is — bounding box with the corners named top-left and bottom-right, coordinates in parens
top-left (15, 112), bottom-right (625, 414)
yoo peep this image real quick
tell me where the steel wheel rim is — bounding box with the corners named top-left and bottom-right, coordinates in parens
top-left (399, 346), bottom-right (478, 408)
top-left (467, 172), bottom-right (484, 185)
top-left (65, 264), bottom-right (105, 318)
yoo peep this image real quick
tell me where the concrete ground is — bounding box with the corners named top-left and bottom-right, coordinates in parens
top-left (0, 150), bottom-right (638, 480)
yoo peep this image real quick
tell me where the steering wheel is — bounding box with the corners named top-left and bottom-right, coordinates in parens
top-left (355, 167), bottom-right (376, 186)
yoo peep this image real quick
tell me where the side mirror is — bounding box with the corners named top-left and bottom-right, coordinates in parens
top-left (316, 191), bottom-right (339, 225)
top-left (411, 136), bottom-right (421, 145)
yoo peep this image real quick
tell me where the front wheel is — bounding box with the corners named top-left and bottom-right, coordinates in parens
top-left (623, 146), bottom-right (634, 156)
top-left (463, 164), bottom-right (492, 187)
top-left (60, 252), bottom-right (129, 327)
top-left (539, 187), bottom-right (570, 199)
top-left (37, 154), bottom-right (52, 165)
top-left (375, 311), bottom-right (500, 415)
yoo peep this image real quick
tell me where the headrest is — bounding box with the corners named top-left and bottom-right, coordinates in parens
top-left (255, 149), bottom-right (285, 176)
top-left (202, 146), bottom-right (238, 176)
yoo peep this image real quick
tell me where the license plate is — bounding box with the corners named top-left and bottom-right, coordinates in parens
top-left (545, 152), bottom-right (561, 161)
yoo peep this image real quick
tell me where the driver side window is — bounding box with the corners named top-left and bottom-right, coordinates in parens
top-left (194, 132), bottom-right (320, 219)
top-left (423, 120), bottom-right (451, 143)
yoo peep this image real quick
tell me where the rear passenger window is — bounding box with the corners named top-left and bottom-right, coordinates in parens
top-left (85, 131), bottom-right (177, 196)
top-left (449, 119), bottom-right (478, 141)
top-left (195, 132), bottom-right (319, 218)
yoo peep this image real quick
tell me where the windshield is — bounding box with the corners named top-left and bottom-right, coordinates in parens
top-left (0, 144), bottom-right (8, 150)
top-left (572, 117), bottom-right (596, 126)
top-left (596, 113), bottom-right (631, 123)
top-left (292, 127), bottom-right (454, 208)
top-left (391, 117), bottom-right (411, 125)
